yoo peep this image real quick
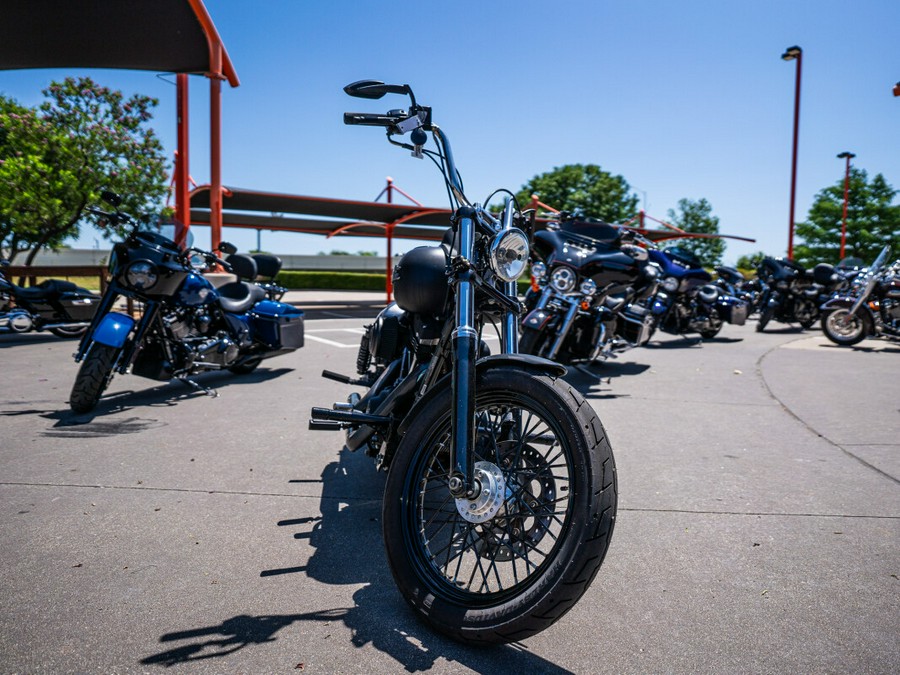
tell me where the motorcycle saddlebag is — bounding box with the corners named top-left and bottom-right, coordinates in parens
top-left (58, 290), bottom-right (100, 321)
top-left (250, 300), bottom-right (305, 350)
top-left (619, 304), bottom-right (654, 345)
top-left (716, 297), bottom-right (748, 326)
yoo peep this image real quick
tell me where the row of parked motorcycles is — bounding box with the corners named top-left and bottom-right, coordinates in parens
top-left (4, 79), bottom-right (897, 648)
top-left (514, 213), bottom-right (899, 364)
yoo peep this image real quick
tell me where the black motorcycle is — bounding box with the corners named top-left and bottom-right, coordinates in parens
top-left (714, 265), bottom-right (761, 315)
top-left (309, 81), bottom-right (617, 645)
top-left (519, 215), bottom-right (658, 363)
top-left (755, 256), bottom-right (847, 332)
top-left (69, 191), bottom-right (304, 413)
top-left (821, 245), bottom-right (900, 345)
top-left (1, 260), bottom-right (100, 338)
top-left (640, 246), bottom-right (748, 339)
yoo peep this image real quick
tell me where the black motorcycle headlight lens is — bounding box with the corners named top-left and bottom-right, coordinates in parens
top-left (489, 228), bottom-right (530, 282)
top-left (662, 276), bottom-right (678, 292)
top-left (550, 267), bottom-right (577, 293)
top-left (126, 260), bottom-right (159, 290)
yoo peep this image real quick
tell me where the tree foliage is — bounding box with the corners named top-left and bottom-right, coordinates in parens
top-left (795, 167), bottom-right (900, 266)
top-left (0, 77), bottom-right (168, 264)
top-left (664, 197), bottom-right (725, 266)
top-left (513, 163), bottom-right (639, 223)
top-left (735, 251), bottom-right (766, 270)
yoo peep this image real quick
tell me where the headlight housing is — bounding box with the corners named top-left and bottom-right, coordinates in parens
top-left (579, 278), bottom-right (597, 296)
top-left (125, 260), bottom-right (159, 290)
top-left (662, 276), bottom-right (678, 292)
top-left (550, 267), bottom-right (577, 293)
top-left (489, 228), bottom-right (530, 282)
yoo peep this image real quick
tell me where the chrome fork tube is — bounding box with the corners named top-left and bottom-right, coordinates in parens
top-left (500, 199), bottom-right (518, 354)
top-left (547, 297), bottom-right (580, 360)
top-left (449, 208), bottom-right (478, 499)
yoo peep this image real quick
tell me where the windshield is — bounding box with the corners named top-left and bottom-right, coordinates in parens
top-left (869, 245), bottom-right (891, 272)
top-left (137, 216), bottom-right (194, 250)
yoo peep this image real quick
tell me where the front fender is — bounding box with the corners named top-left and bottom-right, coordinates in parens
top-left (397, 354), bottom-right (567, 437)
top-left (91, 312), bottom-right (135, 348)
top-left (820, 295), bottom-right (856, 311)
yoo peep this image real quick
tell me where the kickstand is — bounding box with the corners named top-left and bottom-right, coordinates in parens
top-left (177, 376), bottom-right (219, 398)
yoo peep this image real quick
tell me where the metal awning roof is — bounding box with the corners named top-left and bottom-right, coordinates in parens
top-left (0, 0), bottom-right (239, 86)
top-left (189, 185), bottom-right (455, 240)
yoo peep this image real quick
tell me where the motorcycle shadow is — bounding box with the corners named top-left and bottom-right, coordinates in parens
top-left (0, 332), bottom-right (78, 346)
top-left (46, 367), bottom-right (295, 428)
top-left (140, 447), bottom-right (574, 673)
top-left (563, 359), bottom-right (652, 399)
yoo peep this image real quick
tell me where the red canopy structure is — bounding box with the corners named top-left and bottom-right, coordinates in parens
top-left (0, 0), bottom-right (239, 249)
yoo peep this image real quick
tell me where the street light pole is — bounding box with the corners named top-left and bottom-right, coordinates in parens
top-left (782, 45), bottom-right (803, 260)
top-left (837, 151), bottom-right (855, 259)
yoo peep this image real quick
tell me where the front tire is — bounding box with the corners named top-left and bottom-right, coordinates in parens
top-left (822, 309), bottom-right (868, 346)
top-left (382, 368), bottom-right (617, 645)
top-left (69, 344), bottom-right (119, 413)
top-left (756, 305), bottom-right (774, 332)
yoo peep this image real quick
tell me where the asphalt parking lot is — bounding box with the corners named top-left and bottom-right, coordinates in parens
top-left (0, 304), bottom-right (898, 674)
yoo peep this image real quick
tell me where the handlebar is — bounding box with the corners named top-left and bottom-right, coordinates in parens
top-left (344, 111), bottom-right (406, 128)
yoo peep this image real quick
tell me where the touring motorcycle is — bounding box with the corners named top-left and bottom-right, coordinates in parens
top-left (519, 215), bottom-right (658, 363)
top-left (821, 245), bottom-right (900, 345)
top-left (69, 192), bottom-right (304, 413)
top-left (1, 260), bottom-right (100, 338)
top-left (641, 246), bottom-right (748, 339)
top-left (309, 81), bottom-right (617, 645)
top-left (714, 265), bottom-right (761, 315)
top-left (754, 256), bottom-right (847, 332)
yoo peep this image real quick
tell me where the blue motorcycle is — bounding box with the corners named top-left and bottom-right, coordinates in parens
top-left (69, 191), bottom-right (304, 413)
top-left (642, 246), bottom-right (748, 339)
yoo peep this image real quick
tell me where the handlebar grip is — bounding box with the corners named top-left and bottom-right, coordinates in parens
top-left (343, 111), bottom-right (401, 127)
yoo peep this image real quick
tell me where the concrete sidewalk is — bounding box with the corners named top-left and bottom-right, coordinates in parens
top-left (0, 323), bottom-right (897, 673)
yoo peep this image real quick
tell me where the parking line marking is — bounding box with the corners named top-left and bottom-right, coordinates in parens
top-left (304, 335), bottom-right (359, 348)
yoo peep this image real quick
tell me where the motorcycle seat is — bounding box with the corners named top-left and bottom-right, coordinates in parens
top-left (216, 281), bottom-right (267, 313)
top-left (604, 295), bottom-right (626, 312)
top-left (15, 278), bottom-right (79, 300)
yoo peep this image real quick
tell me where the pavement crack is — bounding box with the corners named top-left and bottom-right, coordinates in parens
top-left (756, 337), bottom-right (900, 486)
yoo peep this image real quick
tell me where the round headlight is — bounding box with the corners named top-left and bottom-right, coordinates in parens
top-left (531, 261), bottom-right (547, 280)
top-left (550, 267), bottom-right (577, 293)
top-left (126, 260), bottom-right (159, 290)
top-left (489, 228), bottom-right (530, 282)
top-left (662, 276), bottom-right (678, 292)
top-left (580, 278), bottom-right (597, 296)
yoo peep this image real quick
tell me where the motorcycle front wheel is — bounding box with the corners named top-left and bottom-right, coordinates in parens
top-left (69, 343), bottom-right (118, 413)
top-left (382, 368), bottom-right (617, 645)
top-left (756, 305), bottom-right (774, 332)
top-left (821, 308), bottom-right (868, 346)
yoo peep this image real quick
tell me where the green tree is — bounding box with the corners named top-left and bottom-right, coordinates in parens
top-left (513, 163), bottom-right (639, 223)
top-left (795, 167), bottom-right (900, 266)
top-left (735, 251), bottom-right (766, 270)
top-left (665, 197), bottom-right (725, 266)
top-left (0, 77), bottom-right (168, 264)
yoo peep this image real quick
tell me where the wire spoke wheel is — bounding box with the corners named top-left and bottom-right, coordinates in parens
top-left (383, 368), bottom-right (616, 645)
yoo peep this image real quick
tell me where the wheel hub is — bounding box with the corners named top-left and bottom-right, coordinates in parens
top-left (456, 461), bottom-right (506, 523)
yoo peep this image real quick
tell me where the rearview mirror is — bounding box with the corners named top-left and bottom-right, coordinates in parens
top-left (344, 80), bottom-right (410, 99)
top-left (219, 241), bottom-right (238, 255)
top-left (101, 190), bottom-right (122, 207)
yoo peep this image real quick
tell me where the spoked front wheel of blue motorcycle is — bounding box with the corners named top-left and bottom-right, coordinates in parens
top-left (382, 368), bottom-right (617, 645)
top-left (69, 344), bottom-right (118, 413)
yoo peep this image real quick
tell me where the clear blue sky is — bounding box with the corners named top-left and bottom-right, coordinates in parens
top-left (2, 0), bottom-right (898, 264)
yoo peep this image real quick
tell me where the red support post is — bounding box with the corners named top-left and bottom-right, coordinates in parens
top-left (386, 177), bottom-right (394, 303)
top-left (838, 152), bottom-right (855, 259)
top-left (174, 74), bottom-right (190, 247)
top-left (782, 46), bottom-right (803, 260)
top-left (210, 54), bottom-right (223, 255)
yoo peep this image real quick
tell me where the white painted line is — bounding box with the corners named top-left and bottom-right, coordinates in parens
top-left (304, 335), bottom-right (359, 348)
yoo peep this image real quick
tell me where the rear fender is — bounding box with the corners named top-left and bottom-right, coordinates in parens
top-left (397, 354), bottom-right (566, 437)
